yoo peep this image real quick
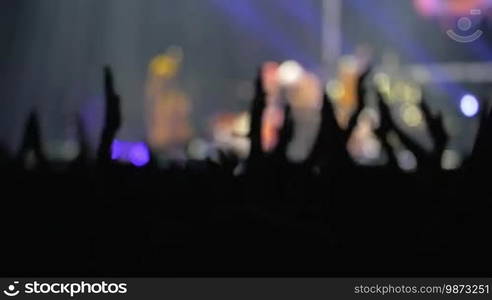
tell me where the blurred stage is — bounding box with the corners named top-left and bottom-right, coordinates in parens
top-left (1, 0), bottom-right (492, 166)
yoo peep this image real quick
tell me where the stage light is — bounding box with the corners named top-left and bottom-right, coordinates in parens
top-left (111, 140), bottom-right (124, 160)
top-left (460, 94), bottom-right (479, 117)
top-left (129, 142), bottom-right (150, 167)
top-left (278, 60), bottom-right (303, 85)
top-left (233, 112), bottom-right (250, 137)
top-left (111, 140), bottom-right (150, 167)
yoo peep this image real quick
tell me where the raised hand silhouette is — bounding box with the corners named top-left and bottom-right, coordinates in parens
top-left (305, 93), bottom-right (343, 169)
top-left (420, 98), bottom-right (448, 161)
top-left (247, 68), bottom-right (267, 165)
top-left (344, 66), bottom-right (372, 143)
top-left (470, 100), bottom-right (491, 168)
top-left (72, 114), bottom-right (89, 166)
top-left (272, 103), bottom-right (294, 162)
top-left (16, 111), bottom-right (48, 169)
top-left (247, 63), bottom-right (295, 166)
top-left (377, 92), bottom-right (426, 162)
top-left (376, 91), bottom-right (448, 171)
top-left (216, 148), bottom-right (240, 175)
top-left (97, 66), bottom-right (122, 165)
top-left (467, 102), bottom-right (492, 177)
top-left (306, 67), bottom-right (371, 170)
top-left (375, 96), bottom-right (398, 168)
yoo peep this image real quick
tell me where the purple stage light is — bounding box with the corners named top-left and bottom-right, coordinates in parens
top-left (129, 142), bottom-right (150, 167)
top-left (111, 140), bottom-right (124, 160)
top-left (111, 140), bottom-right (150, 167)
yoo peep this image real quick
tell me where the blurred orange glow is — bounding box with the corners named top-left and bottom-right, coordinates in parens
top-left (146, 47), bottom-right (192, 152)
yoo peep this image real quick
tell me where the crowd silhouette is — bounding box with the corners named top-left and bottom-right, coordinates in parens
top-left (0, 64), bottom-right (490, 276)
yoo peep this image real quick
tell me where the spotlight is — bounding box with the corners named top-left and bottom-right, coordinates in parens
top-left (129, 142), bottom-right (150, 167)
top-left (111, 140), bottom-right (150, 167)
top-left (460, 94), bottom-right (479, 117)
top-left (278, 60), bottom-right (303, 85)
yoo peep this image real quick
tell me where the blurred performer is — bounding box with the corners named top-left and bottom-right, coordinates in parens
top-left (337, 56), bottom-right (359, 127)
top-left (145, 46), bottom-right (193, 159)
top-left (261, 61), bottom-right (324, 161)
top-left (286, 71), bottom-right (322, 162)
top-left (336, 47), bottom-right (372, 127)
top-left (333, 50), bottom-right (380, 163)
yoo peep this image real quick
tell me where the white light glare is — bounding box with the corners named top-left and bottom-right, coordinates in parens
top-left (278, 60), bottom-right (303, 85)
top-left (460, 94), bottom-right (479, 117)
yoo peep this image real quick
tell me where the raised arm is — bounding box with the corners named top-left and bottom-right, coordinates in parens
top-left (17, 111), bottom-right (48, 168)
top-left (247, 69), bottom-right (266, 163)
top-left (344, 67), bottom-right (372, 143)
top-left (97, 66), bottom-right (121, 165)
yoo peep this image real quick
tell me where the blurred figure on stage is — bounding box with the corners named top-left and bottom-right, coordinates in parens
top-left (146, 46), bottom-right (193, 161)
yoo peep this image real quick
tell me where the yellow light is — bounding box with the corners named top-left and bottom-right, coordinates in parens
top-left (149, 54), bottom-right (179, 77)
top-left (233, 112), bottom-right (251, 137)
top-left (401, 104), bottom-right (423, 127)
top-left (326, 80), bottom-right (345, 102)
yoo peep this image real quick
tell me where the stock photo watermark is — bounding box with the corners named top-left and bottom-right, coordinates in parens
top-left (447, 9), bottom-right (483, 43)
top-left (2, 280), bottom-right (127, 298)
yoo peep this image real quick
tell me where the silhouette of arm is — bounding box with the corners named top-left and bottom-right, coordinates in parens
top-left (376, 97), bottom-right (398, 168)
top-left (344, 67), bottom-right (371, 143)
top-left (74, 115), bottom-right (89, 164)
top-left (376, 92), bottom-right (427, 164)
top-left (247, 70), bottom-right (266, 162)
top-left (17, 111), bottom-right (47, 167)
top-left (97, 66), bottom-right (121, 164)
top-left (272, 104), bottom-right (293, 161)
top-left (305, 93), bottom-right (346, 168)
top-left (419, 97), bottom-right (448, 159)
top-left (470, 101), bottom-right (491, 165)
